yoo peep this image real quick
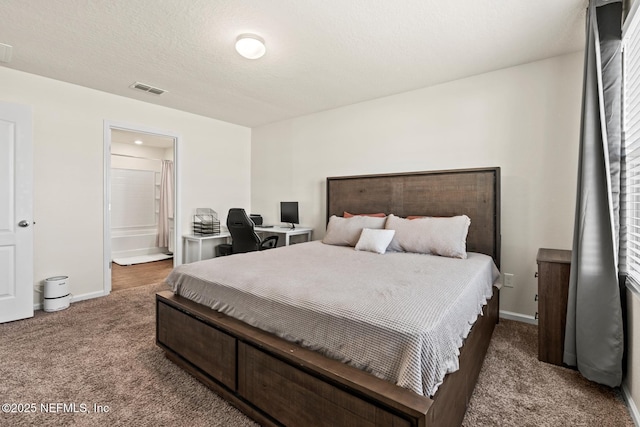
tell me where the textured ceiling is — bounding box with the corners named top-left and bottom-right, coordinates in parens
top-left (0, 0), bottom-right (586, 128)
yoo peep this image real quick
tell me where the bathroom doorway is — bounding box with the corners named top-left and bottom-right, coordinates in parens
top-left (103, 122), bottom-right (181, 293)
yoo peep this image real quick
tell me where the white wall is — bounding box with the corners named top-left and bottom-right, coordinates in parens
top-left (626, 287), bottom-right (640, 423)
top-left (0, 66), bottom-right (251, 305)
top-left (251, 52), bottom-right (583, 318)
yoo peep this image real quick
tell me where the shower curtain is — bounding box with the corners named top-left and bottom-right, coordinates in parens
top-left (156, 160), bottom-right (174, 248)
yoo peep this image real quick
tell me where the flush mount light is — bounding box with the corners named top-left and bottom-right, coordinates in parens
top-left (134, 139), bottom-right (143, 145)
top-left (235, 34), bottom-right (266, 59)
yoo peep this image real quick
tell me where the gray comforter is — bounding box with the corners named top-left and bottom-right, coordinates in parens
top-left (167, 240), bottom-right (499, 396)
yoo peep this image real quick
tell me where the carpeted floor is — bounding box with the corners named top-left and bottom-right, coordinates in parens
top-left (462, 320), bottom-right (633, 427)
top-left (0, 282), bottom-right (634, 427)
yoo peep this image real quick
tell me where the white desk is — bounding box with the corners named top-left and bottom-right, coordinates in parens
top-left (183, 232), bottom-right (230, 263)
top-left (255, 226), bottom-right (313, 246)
top-left (183, 226), bottom-right (313, 263)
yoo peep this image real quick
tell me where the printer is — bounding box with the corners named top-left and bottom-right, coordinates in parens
top-left (249, 214), bottom-right (263, 226)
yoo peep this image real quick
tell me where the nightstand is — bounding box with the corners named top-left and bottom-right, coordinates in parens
top-left (536, 248), bottom-right (571, 366)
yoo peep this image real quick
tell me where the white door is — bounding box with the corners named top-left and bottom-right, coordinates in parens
top-left (0, 102), bottom-right (33, 323)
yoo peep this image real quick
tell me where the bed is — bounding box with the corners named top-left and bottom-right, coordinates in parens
top-left (156, 167), bottom-right (501, 427)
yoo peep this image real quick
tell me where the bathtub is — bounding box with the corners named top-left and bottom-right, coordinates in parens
top-left (111, 227), bottom-right (166, 259)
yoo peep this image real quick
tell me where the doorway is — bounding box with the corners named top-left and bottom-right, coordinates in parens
top-left (103, 121), bottom-right (181, 294)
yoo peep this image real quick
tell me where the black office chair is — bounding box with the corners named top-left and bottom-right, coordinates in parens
top-left (227, 208), bottom-right (279, 254)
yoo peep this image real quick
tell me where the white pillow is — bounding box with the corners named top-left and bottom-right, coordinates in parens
top-left (355, 228), bottom-right (396, 254)
top-left (385, 214), bottom-right (471, 258)
top-left (322, 215), bottom-right (387, 246)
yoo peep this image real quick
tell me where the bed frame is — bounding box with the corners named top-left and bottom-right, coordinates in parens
top-left (156, 167), bottom-right (501, 427)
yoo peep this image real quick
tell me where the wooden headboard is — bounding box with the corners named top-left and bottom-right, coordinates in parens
top-left (326, 167), bottom-right (501, 268)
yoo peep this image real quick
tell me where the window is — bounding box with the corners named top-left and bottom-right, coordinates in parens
top-left (624, 1), bottom-right (640, 290)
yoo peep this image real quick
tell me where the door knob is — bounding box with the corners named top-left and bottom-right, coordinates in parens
top-left (18, 220), bottom-right (30, 227)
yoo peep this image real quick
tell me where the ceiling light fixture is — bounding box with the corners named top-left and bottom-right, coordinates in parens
top-left (235, 34), bottom-right (266, 59)
top-left (134, 139), bottom-right (143, 145)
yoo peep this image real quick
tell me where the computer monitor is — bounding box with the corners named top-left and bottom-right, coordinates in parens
top-left (280, 202), bottom-right (299, 229)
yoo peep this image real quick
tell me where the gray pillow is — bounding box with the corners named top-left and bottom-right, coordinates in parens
top-left (322, 215), bottom-right (387, 246)
top-left (385, 214), bottom-right (470, 258)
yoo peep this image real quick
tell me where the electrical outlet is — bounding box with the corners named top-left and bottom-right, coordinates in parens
top-left (503, 273), bottom-right (515, 288)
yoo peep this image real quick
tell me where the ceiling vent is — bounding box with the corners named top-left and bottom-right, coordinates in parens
top-left (130, 82), bottom-right (167, 95)
top-left (0, 43), bottom-right (13, 63)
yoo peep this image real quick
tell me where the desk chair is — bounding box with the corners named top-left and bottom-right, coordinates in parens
top-left (227, 208), bottom-right (279, 254)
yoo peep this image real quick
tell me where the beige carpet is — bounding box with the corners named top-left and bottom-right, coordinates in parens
top-left (462, 320), bottom-right (633, 427)
top-left (0, 282), bottom-right (633, 427)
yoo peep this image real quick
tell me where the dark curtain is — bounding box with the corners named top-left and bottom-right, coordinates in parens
top-left (564, 0), bottom-right (624, 387)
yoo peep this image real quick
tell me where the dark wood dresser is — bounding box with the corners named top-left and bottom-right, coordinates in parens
top-left (536, 248), bottom-right (572, 365)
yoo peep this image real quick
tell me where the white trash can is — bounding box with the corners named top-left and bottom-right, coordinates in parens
top-left (43, 276), bottom-right (71, 312)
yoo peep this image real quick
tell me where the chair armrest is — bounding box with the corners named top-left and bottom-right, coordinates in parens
top-left (260, 235), bottom-right (279, 250)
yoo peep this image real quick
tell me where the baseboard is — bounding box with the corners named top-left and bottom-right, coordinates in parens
top-left (499, 310), bottom-right (538, 325)
top-left (622, 383), bottom-right (640, 427)
top-left (33, 289), bottom-right (108, 311)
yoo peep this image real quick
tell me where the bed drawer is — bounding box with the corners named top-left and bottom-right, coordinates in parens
top-left (157, 301), bottom-right (236, 390)
top-left (238, 342), bottom-right (412, 427)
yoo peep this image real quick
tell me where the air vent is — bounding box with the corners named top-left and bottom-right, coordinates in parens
top-left (0, 43), bottom-right (13, 63)
top-left (130, 82), bottom-right (167, 95)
